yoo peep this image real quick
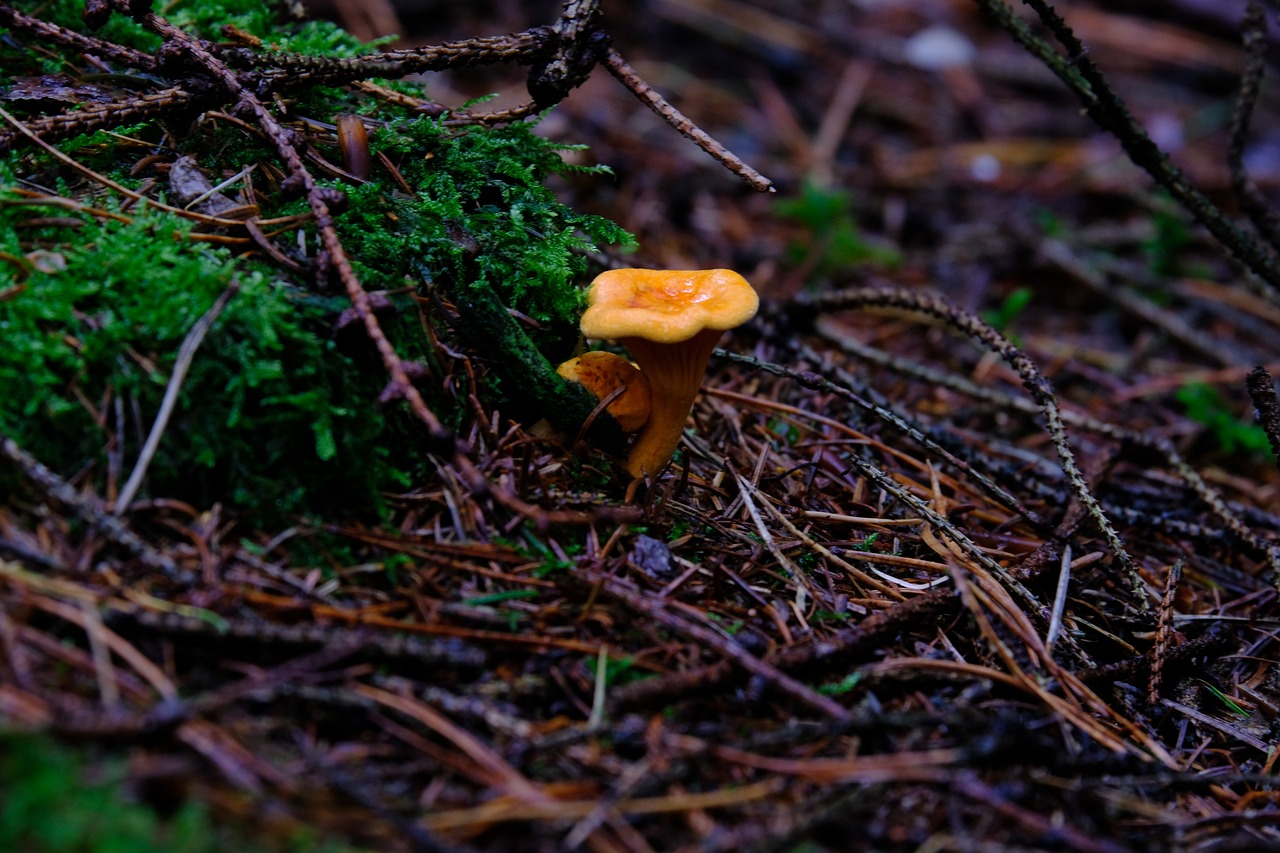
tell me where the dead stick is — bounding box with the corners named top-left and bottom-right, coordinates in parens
top-left (0, 435), bottom-right (179, 576)
top-left (136, 10), bottom-right (455, 451)
top-left (603, 47), bottom-right (774, 193)
top-left (583, 571), bottom-right (850, 720)
top-left (1227, 1), bottom-right (1280, 251)
top-left (115, 281), bottom-right (238, 515)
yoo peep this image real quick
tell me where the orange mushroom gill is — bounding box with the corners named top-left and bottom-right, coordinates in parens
top-left (556, 351), bottom-right (651, 433)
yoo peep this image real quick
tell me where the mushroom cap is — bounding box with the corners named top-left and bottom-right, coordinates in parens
top-left (556, 351), bottom-right (651, 433)
top-left (581, 269), bottom-right (759, 344)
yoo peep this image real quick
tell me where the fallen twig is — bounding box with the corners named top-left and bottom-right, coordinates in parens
top-left (115, 281), bottom-right (239, 515)
top-left (797, 286), bottom-right (1149, 616)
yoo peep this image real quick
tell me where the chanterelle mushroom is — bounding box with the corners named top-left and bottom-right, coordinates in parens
top-left (580, 268), bottom-right (758, 477)
top-left (556, 351), bottom-right (651, 433)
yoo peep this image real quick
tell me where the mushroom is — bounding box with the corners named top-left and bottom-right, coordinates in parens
top-left (580, 268), bottom-right (758, 477)
top-left (556, 351), bottom-right (651, 433)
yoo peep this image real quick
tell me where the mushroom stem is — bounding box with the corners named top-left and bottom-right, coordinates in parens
top-left (620, 328), bottom-right (722, 478)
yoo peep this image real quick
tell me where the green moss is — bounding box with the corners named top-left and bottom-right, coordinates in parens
top-left (0, 732), bottom-right (355, 853)
top-left (1176, 381), bottom-right (1270, 456)
top-left (0, 1), bottom-right (634, 521)
top-left (359, 115), bottom-right (635, 358)
top-left (1142, 192), bottom-right (1192, 276)
top-left (775, 181), bottom-right (901, 284)
top-left (816, 672), bottom-right (862, 696)
top-left (980, 286), bottom-right (1033, 334)
top-left (0, 204), bottom-right (417, 519)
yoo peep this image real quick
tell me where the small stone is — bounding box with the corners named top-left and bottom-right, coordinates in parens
top-left (630, 534), bottom-right (675, 579)
top-left (903, 25), bottom-right (976, 71)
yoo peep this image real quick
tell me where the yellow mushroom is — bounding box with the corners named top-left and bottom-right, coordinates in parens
top-left (556, 351), bottom-right (651, 433)
top-left (580, 268), bottom-right (758, 478)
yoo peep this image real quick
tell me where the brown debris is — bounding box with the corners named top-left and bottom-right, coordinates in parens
top-left (3, 1), bottom-right (1280, 851)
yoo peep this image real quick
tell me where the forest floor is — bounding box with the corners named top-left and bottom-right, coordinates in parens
top-left (3, 1), bottom-right (1280, 851)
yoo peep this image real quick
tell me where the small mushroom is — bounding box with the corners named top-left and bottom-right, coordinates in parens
top-left (580, 268), bottom-right (759, 477)
top-left (556, 351), bottom-right (651, 433)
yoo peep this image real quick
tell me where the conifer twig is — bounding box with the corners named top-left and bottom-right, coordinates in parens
top-left (799, 286), bottom-right (1150, 615)
top-left (0, 3), bottom-right (156, 71)
top-left (973, 0), bottom-right (1280, 299)
top-left (718, 347), bottom-right (1050, 534)
top-left (1246, 366), bottom-right (1280, 476)
top-left (1228, 1), bottom-right (1280, 252)
top-left (0, 435), bottom-right (179, 577)
top-left (1148, 559), bottom-right (1184, 706)
top-left (0, 0), bottom-right (773, 195)
top-left (130, 7), bottom-right (456, 453)
top-left (603, 48), bottom-right (775, 193)
top-left (817, 320), bottom-right (1280, 576)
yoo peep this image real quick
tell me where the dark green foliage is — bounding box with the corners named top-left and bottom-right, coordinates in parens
top-left (1176, 381), bottom-right (1270, 456)
top-left (1, 732), bottom-right (212, 853)
top-left (0, 203), bottom-right (411, 519)
top-left (0, 2), bottom-right (634, 520)
top-left (816, 671), bottom-right (862, 696)
top-left (775, 181), bottom-right (901, 284)
top-left (354, 115), bottom-right (635, 359)
top-left (1143, 193), bottom-right (1192, 276)
top-left (980, 286), bottom-right (1033, 333)
top-left (0, 732), bottom-right (352, 852)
